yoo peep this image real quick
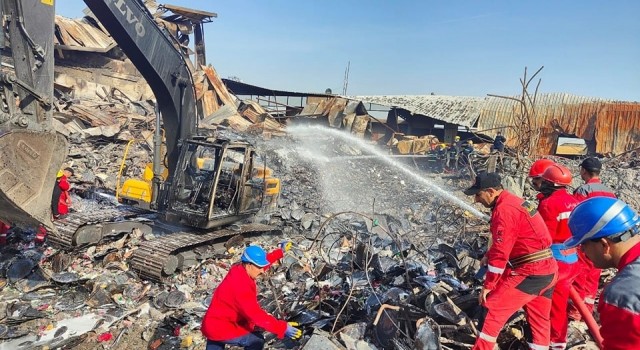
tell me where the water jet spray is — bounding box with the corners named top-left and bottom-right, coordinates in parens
top-left (287, 125), bottom-right (490, 222)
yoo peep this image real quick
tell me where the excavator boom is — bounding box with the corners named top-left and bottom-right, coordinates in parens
top-left (0, 0), bottom-right (198, 230)
top-left (83, 0), bottom-right (198, 179)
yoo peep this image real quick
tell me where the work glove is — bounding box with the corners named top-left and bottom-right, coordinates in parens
top-left (285, 322), bottom-right (302, 340)
top-left (279, 240), bottom-right (293, 253)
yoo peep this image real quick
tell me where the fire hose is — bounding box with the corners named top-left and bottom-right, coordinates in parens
top-left (569, 286), bottom-right (603, 349)
top-left (477, 224), bottom-right (602, 346)
top-left (475, 246), bottom-right (603, 347)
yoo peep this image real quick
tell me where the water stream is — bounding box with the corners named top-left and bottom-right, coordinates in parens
top-left (287, 124), bottom-right (489, 221)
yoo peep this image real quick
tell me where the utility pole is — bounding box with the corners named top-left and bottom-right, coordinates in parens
top-left (342, 61), bottom-right (350, 95)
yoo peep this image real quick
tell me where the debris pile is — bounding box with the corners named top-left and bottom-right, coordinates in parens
top-left (0, 127), bottom-right (613, 350)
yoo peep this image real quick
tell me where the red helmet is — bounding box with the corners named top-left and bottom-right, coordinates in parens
top-left (528, 159), bottom-right (555, 178)
top-left (541, 163), bottom-right (572, 186)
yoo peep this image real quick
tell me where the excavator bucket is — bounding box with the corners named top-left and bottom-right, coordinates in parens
top-left (0, 130), bottom-right (68, 231)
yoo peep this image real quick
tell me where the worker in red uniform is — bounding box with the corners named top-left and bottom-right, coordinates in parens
top-left (565, 197), bottom-right (640, 350)
top-left (536, 164), bottom-right (580, 349)
top-left (0, 221), bottom-right (10, 245)
top-left (201, 242), bottom-right (302, 350)
top-left (464, 172), bottom-right (558, 350)
top-left (573, 158), bottom-right (616, 201)
top-left (52, 167), bottom-right (74, 219)
top-left (570, 157), bottom-right (616, 319)
top-left (528, 158), bottom-right (556, 192)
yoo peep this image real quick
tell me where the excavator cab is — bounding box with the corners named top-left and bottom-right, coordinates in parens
top-left (166, 138), bottom-right (280, 229)
top-left (118, 163), bottom-right (169, 208)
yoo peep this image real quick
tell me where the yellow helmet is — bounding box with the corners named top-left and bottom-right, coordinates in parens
top-left (467, 140), bottom-right (473, 145)
top-left (56, 170), bottom-right (64, 178)
top-left (454, 136), bottom-right (460, 141)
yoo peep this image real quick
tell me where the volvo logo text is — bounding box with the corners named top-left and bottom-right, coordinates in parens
top-left (112, 0), bottom-right (146, 37)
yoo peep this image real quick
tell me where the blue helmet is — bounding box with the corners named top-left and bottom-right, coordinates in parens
top-left (241, 245), bottom-right (269, 267)
top-left (565, 197), bottom-right (640, 248)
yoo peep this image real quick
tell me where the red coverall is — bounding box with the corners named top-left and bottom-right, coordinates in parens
top-left (474, 191), bottom-right (558, 350)
top-left (201, 249), bottom-right (287, 341)
top-left (537, 188), bottom-right (579, 349)
top-left (597, 242), bottom-right (640, 349)
top-left (571, 178), bottom-right (616, 317)
top-left (57, 176), bottom-right (71, 216)
top-left (0, 221), bottom-right (9, 245)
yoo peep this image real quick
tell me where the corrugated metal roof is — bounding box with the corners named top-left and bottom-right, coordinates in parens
top-left (477, 93), bottom-right (640, 155)
top-left (353, 95), bottom-right (484, 127)
top-left (54, 15), bottom-right (115, 52)
top-left (160, 4), bottom-right (217, 22)
top-left (348, 92), bottom-right (640, 155)
top-left (223, 79), bottom-right (332, 98)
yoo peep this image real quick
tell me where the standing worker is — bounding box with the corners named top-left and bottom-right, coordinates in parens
top-left (571, 157), bottom-right (617, 319)
top-left (51, 167), bottom-right (74, 219)
top-left (536, 164), bottom-right (580, 350)
top-left (528, 158), bottom-right (556, 192)
top-left (446, 136), bottom-right (461, 171)
top-left (464, 172), bottom-right (558, 350)
top-left (201, 243), bottom-right (302, 349)
top-left (0, 221), bottom-right (9, 245)
top-left (573, 157), bottom-right (616, 201)
top-left (565, 197), bottom-right (640, 350)
top-left (491, 131), bottom-right (507, 153)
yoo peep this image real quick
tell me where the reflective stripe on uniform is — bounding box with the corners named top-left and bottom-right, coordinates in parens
top-left (487, 264), bottom-right (505, 274)
top-left (549, 341), bottom-right (566, 350)
top-left (556, 211), bottom-right (571, 221)
top-left (531, 342), bottom-right (551, 350)
top-left (479, 332), bottom-right (497, 343)
top-left (584, 297), bottom-right (596, 305)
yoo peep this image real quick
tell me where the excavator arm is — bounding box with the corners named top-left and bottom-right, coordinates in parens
top-left (83, 0), bottom-right (198, 178)
top-left (0, 0), bottom-right (199, 230)
top-left (0, 0), bottom-right (68, 230)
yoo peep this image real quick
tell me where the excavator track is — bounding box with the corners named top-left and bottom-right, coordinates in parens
top-left (49, 206), bottom-right (151, 249)
top-left (48, 207), bottom-right (282, 282)
top-left (131, 223), bottom-right (281, 282)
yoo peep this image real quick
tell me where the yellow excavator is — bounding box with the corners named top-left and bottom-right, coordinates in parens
top-left (0, 0), bottom-right (280, 281)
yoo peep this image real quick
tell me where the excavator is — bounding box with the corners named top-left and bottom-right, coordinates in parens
top-left (0, 0), bottom-right (281, 281)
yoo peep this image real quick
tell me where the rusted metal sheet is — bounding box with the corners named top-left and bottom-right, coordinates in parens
top-left (351, 115), bottom-right (370, 136)
top-left (596, 103), bottom-right (640, 155)
top-left (353, 95), bottom-right (484, 127)
top-left (327, 98), bottom-right (348, 127)
top-left (301, 97), bottom-right (370, 136)
top-left (201, 66), bottom-right (237, 108)
top-left (160, 4), bottom-right (218, 22)
top-left (54, 16), bottom-right (115, 52)
top-left (477, 93), bottom-right (640, 155)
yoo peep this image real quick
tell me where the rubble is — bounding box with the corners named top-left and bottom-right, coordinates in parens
top-left (0, 2), bottom-right (630, 350)
top-left (0, 123), bottom-right (615, 350)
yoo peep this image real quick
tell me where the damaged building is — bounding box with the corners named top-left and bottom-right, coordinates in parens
top-left (0, 1), bottom-right (638, 350)
top-left (221, 78), bottom-right (640, 157)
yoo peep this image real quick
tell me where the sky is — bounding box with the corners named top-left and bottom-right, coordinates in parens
top-left (56, 1), bottom-right (640, 101)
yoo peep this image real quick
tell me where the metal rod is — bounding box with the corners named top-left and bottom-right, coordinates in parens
top-left (151, 105), bottom-right (163, 209)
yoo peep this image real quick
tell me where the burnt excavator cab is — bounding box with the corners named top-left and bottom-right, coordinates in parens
top-left (166, 138), bottom-right (277, 229)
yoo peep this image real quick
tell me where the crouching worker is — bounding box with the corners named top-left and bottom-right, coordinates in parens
top-left (201, 243), bottom-right (301, 350)
top-left (565, 197), bottom-right (640, 350)
top-left (464, 172), bottom-right (558, 350)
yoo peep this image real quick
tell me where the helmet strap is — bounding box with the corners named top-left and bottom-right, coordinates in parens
top-left (609, 224), bottom-right (640, 243)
